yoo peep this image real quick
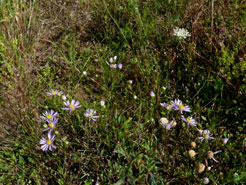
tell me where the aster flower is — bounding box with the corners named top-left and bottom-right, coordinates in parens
top-left (181, 115), bottom-right (197, 126)
top-left (84, 109), bottom-right (99, 121)
top-left (207, 150), bottom-right (221, 163)
top-left (191, 142), bottom-right (196, 148)
top-left (106, 56), bottom-right (121, 69)
top-left (198, 129), bottom-right (215, 142)
top-left (172, 99), bottom-right (191, 113)
top-left (188, 149), bottom-right (196, 158)
top-left (203, 177), bottom-right (209, 184)
top-left (198, 163), bottom-right (205, 173)
top-left (173, 27), bottom-right (191, 39)
top-left (43, 117), bottom-right (58, 132)
top-left (160, 117), bottom-right (173, 130)
top-left (47, 89), bottom-right (63, 96)
top-left (40, 133), bottom-right (56, 151)
top-left (222, 137), bottom-right (229, 144)
top-left (61, 100), bottom-right (82, 113)
top-left (40, 109), bottom-right (58, 122)
top-left (100, 100), bottom-right (105, 107)
top-left (160, 102), bottom-right (174, 110)
top-left (118, 63), bottom-right (123, 69)
top-left (150, 91), bottom-right (155, 97)
top-left (62, 95), bottom-right (67, 101)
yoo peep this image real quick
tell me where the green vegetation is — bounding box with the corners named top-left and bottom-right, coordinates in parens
top-left (0, 0), bottom-right (245, 184)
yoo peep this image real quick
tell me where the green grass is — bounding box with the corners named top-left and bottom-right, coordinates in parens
top-left (0, 0), bottom-right (246, 184)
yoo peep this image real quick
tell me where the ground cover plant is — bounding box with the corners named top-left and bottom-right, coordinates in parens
top-left (0, 0), bottom-right (246, 184)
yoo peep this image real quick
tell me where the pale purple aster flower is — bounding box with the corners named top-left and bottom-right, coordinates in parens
top-left (109, 57), bottom-right (114, 63)
top-left (181, 115), bottom-right (197, 127)
top-left (100, 100), bottom-right (105, 107)
top-left (47, 89), bottom-right (63, 96)
top-left (198, 129), bottom-right (214, 142)
top-left (84, 109), bottom-right (99, 121)
top-left (172, 99), bottom-right (191, 114)
top-left (61, 100), bottom-right (82, 113)
top-left (150, 91), bottom-right (155, 97)
top-left (222, 138), bottom-right (229, 144)
top-left (203, 177), bottom-right (209, 184)
top-left (160, 118), bottom-right (173, 130)
top-left (62, 95), bottom-right (67, 101)
top-left (113, 56), bottom-right (117, 60)
top-left (160, 102), bottom-right (174, 110)
top-left (208, 150), bottom-right (221, 163)
top-left (40, 133), bottom-right (56, 151)
top-left (40, 109), bottom-right (58, 122)
top-left (43, 117), bottom-right (58, 132)
top-left (118, 63), bottom-right (122, 69)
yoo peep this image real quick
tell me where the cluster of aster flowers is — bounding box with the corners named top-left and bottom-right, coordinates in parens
top-left (159, 98), bottom-right (226, 182)
top-left (106, 56), bottom-right (122, 69)
top-left (39, 89), bottom-right (100, 152)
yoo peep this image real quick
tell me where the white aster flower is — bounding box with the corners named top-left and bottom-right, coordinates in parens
top-left (198, 129), bottom-right (215, 142)
top-left (61, 100), bottom-right (82, 114)
top-left (181, 115), bottom-right (197, 127)
top-left (47, 89), bottom-right (63, 96)
top-left (172, 99), bottom-right (191, 113)
top-left (100, 100), bottom-right (105, 107)
top-left (84, 109), bottom-right (99, 121)
top-left (173, 27), bottom-right (191, 39)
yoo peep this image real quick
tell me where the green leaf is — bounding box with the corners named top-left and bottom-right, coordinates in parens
top-left (0, 164), bottom-right (8, 171)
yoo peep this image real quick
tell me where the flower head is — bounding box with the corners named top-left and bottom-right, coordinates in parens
top-left (160, 117), bottom-right (173, 130)
top-left (106, 56), bottom-right (120, 69)
top-left (198, 163), bottom-right (205, 173)
top-left (188, 150), bottom-right (196, 158)
top-left (160, 102), bottom-right (174, 110)
top-left (181, 115), bottom-right (197, 127)
top-left (172, 99), bottom-right (191, 113)
top-left (118, 63), bottom-right (123, 69)
top-left (40, 133), bottom-right (56, 151)
top-left (208, 150), bottom-right (221, 163)
top-left (40, 109), bottom-right (58, 122)
top-left (198, 129), bottom-right (214, 142)
top-left (61, 100), bottom-right (82, 113)
top-left (100, 100), bottom-right (105, 107)
top-left (191, 141), bottom-right (196, 148)
top-left (47, 89), bottom-right (63, 96)
top-left (173, 27), bottom-right (191, 39)
top-left (43, 117), bottom-right (58, 132)
top-left (222, 137), bottom-right (229, 144)
top-left (84, 109), bottom-right (99, 121)
top-left (150, 91), bottom-right (155, 97)
top-left (203, 177), bottom-right (209, 184)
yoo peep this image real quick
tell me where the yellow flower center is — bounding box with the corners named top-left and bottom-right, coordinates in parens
top-left (208, 151), bottom-right (214, 159)
top-left (189, 150), bottom-right (196, 158)
top-left (69, 104), bottom-right (75, 110)
top-left (49, 122), bottom-right (54, 128)
top-left (89, 113), bottom-right (93, 117)
top-left (178, 104), bottom-right (184, 110)
top-left (46, 140), bottom-right (52, 145)
top-left (52, 91), bottom-right (57, 95)
top-left (46, 114), bottom-right (52, 119)
top-left (198, 163), bottom-right (205, 173)
top-left (204, 134), bottom-right (209, 140)
top-left (187, 118), bottom-right (191, 123)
